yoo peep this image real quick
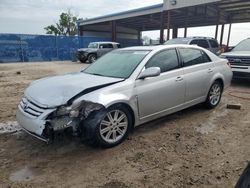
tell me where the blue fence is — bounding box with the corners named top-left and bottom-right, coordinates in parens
top-left (0, 34), bottom-right (139, 63)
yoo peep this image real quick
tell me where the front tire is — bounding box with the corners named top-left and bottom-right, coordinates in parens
top-left (94, 105), bottom-right (132, 148)
top-left (205, 81), bottom-right (223, 109)
top-left (88, 54), bottom-right (97, 63)
top-left (79, 59), bottom-right (87, 63)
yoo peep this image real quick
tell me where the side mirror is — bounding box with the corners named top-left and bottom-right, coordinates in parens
top-left (138, 67), bottom-right (161, 79)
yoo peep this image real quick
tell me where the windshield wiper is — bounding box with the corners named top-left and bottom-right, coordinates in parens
top-left (82, 71), bottom-right (125, 79)
top-left (84, 72), bottom-right (105, 77)
top-left (91, 73), bottom-right (105, 76)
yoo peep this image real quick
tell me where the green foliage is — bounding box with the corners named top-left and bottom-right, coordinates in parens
top-left (44, 10), bottom-right (78, 36)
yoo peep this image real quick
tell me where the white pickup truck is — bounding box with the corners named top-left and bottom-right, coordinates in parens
top-left (220, 38), bottom-right (250, 79)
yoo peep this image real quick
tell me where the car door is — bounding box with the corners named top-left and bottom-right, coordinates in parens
top-left (135, 48), bottom-right (185, 119)
top-left (178, 48), bottom-right (215, 104)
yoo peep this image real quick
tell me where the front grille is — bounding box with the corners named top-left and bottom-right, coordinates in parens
top-left (19, 97), bottom-right (47, 118)
top-left (227, 56), bottom-right (250, 66)
top-left (233, 71), bottom-right (250, 78)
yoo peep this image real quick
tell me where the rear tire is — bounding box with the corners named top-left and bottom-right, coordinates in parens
top-left (205, 81), bottom-right (223, 109)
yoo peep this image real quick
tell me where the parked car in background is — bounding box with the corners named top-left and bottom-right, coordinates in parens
top-left (16, 45), bottom-right (232, 147)
top-left (77, 42), bottom-right (120, 63)
top-left (220, 38), bottom-right (250, 79)
top-left (165, 37), bottom-right (220, 55)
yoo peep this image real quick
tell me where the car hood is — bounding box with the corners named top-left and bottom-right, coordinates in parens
top-left (25, 72), bottom-right (123, 107)
top-left (221, 51), bottom-right (250, 57)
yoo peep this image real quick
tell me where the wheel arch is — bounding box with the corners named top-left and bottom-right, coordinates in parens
top-left (214, 78), bottom-right (224, 92)
top-left (209, 72), bottom-right (225, 91)
top-left (87, 52), bottom-right (97, 58)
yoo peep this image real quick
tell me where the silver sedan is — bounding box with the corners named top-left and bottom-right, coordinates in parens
top-left (16, 45), bottom-right (233, 147)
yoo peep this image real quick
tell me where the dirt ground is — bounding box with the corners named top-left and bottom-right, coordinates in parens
top-left (0, 61), bottom-right (249, 188)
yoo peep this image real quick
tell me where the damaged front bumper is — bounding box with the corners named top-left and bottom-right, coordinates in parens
top-left (16, 99), bottom-right (105, 143)
top-left (16, 105), bottom-right (54, 143)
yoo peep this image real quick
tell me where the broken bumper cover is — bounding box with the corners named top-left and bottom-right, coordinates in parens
top-left (16, 105), bottom-right (55, 142)
top-left (16, 100), bottom-right (106, 142)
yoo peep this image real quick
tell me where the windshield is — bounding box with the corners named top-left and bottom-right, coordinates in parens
top-left (88, 43), bottom-right (98, 48)
top-left (232, 39), bottom-right (250, 51)
top-left (83, 50), bottom-right (150, 79)
top-left (165, 38), bottom-right (190, 45)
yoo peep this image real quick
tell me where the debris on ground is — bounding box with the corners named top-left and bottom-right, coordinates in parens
top-left (0, 121), bottom-right (21, 134)
top-left (227, 104), bottom-right (242, 110)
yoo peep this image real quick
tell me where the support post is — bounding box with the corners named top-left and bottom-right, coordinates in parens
top-left (160, 12), bottom-right (165, 44)
top-left (184, 26), bottom-right (187, 37)
top-left (138, 30), bottom-right (141, 45)
top-left (184, 8), bottom-right (188, 38)
top-left (111, 21), bottom-right (116, 42)
top-left (227, 23), bottom-right (232, 47)
top-left (215, 24), bottom-right (219, 40)
top-left (167, 11), bottom-right (171, 40)
top-left (173, 27), bottom-right (178, 38)
top-left (215, 11), bottom-right (220, 40)
top-left (220, 24), bottom-right (225, 46)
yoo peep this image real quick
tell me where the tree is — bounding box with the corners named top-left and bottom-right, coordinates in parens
top-left (44, 10), bottom-right (78, 36)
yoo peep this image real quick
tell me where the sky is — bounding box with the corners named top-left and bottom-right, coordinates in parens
top-left (0, 0), bottom-right (249, 46)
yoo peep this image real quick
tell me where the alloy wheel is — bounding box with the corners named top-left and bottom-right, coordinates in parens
top-left (209, 83), bottom-right (221, 106)
top-left (99, 110), bottom-right (128, 144)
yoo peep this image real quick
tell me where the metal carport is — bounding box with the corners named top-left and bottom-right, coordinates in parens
top-left (77, 0), bottom-right (250, 46)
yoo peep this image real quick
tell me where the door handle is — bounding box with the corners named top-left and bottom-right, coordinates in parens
top-left (208, 68), bottom-right (213, 73)
top-left (175, 76), bottom-right (183, 82)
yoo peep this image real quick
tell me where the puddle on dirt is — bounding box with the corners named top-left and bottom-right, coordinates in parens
top-left (0, 121), bottom-right (21, 134)
top-left (9, 166), bottom-right (41, 182)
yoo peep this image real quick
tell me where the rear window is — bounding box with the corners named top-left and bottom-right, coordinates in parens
top-left (209, 40), bottom-right (219, 48)
top-left (165, 38), bottom-right (190, 45)
top-left (190, 39), bottom-right (209, 49)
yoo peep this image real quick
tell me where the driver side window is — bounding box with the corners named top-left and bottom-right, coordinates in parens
top-left (145, 49), bottom-right (179, 73)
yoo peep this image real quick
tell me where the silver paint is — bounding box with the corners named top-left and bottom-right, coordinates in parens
top-left (16, 45), bottom-right (233, 139)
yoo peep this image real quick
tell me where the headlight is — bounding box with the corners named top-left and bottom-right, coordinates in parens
top-left (56, 104), bottom-right (80, 118)
top-left (54, 101), bottom-right (105, 119)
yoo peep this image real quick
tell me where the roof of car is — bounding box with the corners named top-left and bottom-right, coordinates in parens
top-left (120, 44), bottom-right (203, 51)
top-left (169, 37), bottom-right (216, 40)
top-left (90, 41), bottom-right (120, 44)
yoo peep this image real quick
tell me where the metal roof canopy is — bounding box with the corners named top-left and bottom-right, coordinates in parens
top-left (77, 0), bottom-right (250, 45)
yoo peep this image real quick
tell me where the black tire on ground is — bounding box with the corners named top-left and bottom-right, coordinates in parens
top-left (79, 59), bottom-right (86, 63)
top-left (93, 105), bottom-right (132, 148)
top-left (205, 81), bottom-right (223, 109)
top-left (87, 54), bottom-right (97, 63)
